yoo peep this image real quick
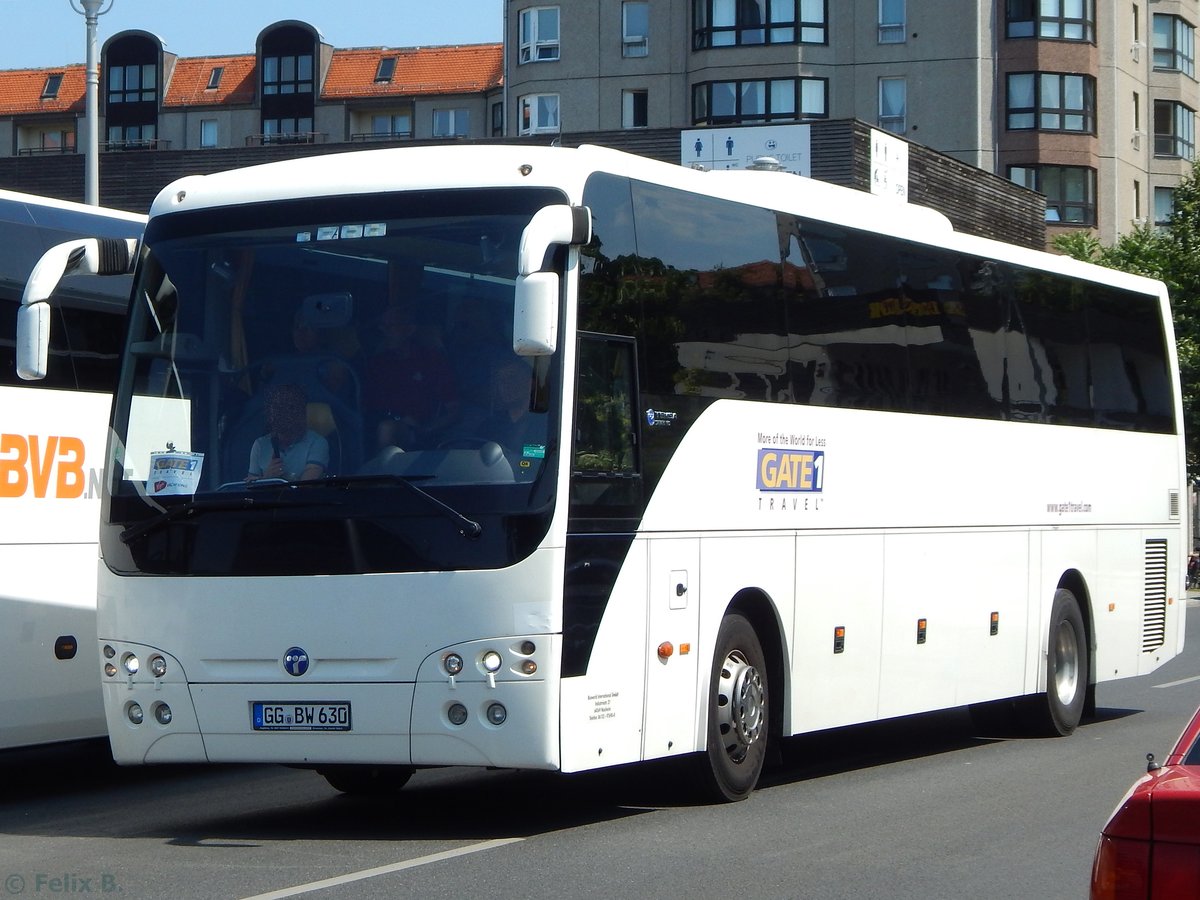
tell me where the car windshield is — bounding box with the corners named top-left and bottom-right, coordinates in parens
top-left (102, 187), bottom-right (566, 577)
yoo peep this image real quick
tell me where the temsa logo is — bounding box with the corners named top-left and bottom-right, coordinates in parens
top-left (0, 434), bottom-right (87, 498)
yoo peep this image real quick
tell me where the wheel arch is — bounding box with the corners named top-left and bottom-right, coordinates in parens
top-left (726, 587), bottom-right (789, 744)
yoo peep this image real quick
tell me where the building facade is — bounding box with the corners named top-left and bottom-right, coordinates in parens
top-left (502, 0), bottom-right (1200, 246)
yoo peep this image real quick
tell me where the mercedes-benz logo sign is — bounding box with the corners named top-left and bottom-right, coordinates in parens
top-left (283, 646), bottom-right (310, 677)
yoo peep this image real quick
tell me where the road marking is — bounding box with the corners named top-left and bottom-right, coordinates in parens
top-left (1153, 674), bottom-right (1200, 689)
top-left (239, 838), bottom-right (524, 900)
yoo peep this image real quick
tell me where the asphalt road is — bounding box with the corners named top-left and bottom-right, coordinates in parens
top-left (1, 605), bottom-right (1197, 900)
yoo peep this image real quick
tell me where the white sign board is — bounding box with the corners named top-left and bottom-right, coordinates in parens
top-left (681, 125), bottom-right (811, 176)
top-left (870, 129), bottom-right (909, 203)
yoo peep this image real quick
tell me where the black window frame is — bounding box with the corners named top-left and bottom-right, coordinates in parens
top-left (693, 0), bottom-right (828, 49)
top-left (1008, 164), bottom-right (1098, 226)
top-left (1006, 71), bottom-right (1096, 134)
top-left (1006, 0), bottom-right (1095, 41)
top-left (1153, 14), bottom-right (1196, 77)
top-left (692, 77), bottom-right (828, 125)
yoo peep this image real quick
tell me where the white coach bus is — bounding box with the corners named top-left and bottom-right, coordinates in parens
top-left (0, 189), bottom-right (144, 750)
top-left (16, 145), bottom-right (1186, 799)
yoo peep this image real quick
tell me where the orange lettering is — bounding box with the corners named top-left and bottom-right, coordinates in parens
top-left (28, 435), bottom-right (58, 499)
top-left (56, 437), bottom-right (86, 499)
top-left (0, 434), bottom-right (29, 498)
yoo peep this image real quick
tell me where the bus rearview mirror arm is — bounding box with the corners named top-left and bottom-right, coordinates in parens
top-left (513, 205), bottom-right (591, 357)
top-left (16, 237), bottom-right (137, 381)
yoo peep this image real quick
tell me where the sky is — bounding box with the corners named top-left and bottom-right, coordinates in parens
top-left (0, 0), bottom-right (503, 70)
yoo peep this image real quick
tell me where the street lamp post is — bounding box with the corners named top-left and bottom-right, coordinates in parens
top-left (69, 0), bottom-right (114, 206)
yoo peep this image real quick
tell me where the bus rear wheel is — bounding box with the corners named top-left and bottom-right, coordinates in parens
top-left (698, 613), bottom-right (768, 802)
top-left (318, 764), bottom-right (414, 795)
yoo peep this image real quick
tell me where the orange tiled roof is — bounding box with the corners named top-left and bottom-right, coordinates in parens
top-left (323, 44), bottom-right (503, 99)
top-left (163, 55), bottom-right (257, 107)
top-left (0, 65), bottom-right (85, 115)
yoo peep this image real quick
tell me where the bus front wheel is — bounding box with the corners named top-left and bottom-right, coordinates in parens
top-left (1033, 589), bottom-right (1089, 736)
top-left (698, 613), bottom-right (769, 802)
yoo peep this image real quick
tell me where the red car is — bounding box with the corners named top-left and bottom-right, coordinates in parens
top-left (1091, 706), bottom-right (1200, 899)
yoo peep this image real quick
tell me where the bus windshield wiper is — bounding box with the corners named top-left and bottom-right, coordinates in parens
top-left (296, 473), bottom-right (482, 539)
top-left (119, 493), bottom-right (340, 545)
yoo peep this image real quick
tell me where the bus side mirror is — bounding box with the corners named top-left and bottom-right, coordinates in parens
top-left (513, 205), bottom-right (591, 357)
top-left (16, 237), bottom-right (137, 380)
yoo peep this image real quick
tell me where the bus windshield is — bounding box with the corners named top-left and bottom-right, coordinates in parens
top-left (102, 187), bottom-right (566, 577)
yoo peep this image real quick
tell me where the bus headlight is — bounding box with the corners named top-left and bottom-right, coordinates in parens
top-left (443, 653), bottom-right (464, 676)
top-left (481, 650), bottom-right (502, 673)
top-left (121, 653), bottom-right (140, 676)
top-left (149, 655), bottom-right (167, 678)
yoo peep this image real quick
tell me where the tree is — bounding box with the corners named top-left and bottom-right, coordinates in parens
top-left (1053, 161), bottom-right (1200, 478)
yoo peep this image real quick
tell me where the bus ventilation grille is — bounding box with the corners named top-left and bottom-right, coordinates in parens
top-left (1142, 539), bottom-right (1168, 652)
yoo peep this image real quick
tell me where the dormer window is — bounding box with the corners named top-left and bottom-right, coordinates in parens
top-left (41, 74), bottom-right (63, 99)
top-left (375, 57), bottom-right (397, 83)
top-left (206, 67), bottom-right (224, 90)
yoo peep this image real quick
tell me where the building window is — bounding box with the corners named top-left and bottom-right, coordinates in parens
top-left (375, 57), bottom-right (397, 83)
top-left (108, 64), bottom-right (156, 104)
top-left (433, 108), bottom-right (470, 137)
top-left (206, 67), bottom-right (224, 90)
top-left (263, 54), bottom-right (314, 95)
top-left (519, 7), bottom-right (560, 63)
top-left (622, 89), bottom-right (648, 128)
top-left (693, 0), bottom-right (827, 48)
top-left (519, 94), bottom-right (560, 134)
top-left (262, 117), bottom-right (314, 143)
top-left (1154, 187), bottom-right (1175, 226)
top-left (372, 113), bottom-right (412, 138)
top-left (1006, 0), bottom-right (1094, 41)
top-left (1006, 72), bottom-right (1095, 133)
top-left (200, 119), bottom-right (218, 148)
top-left (878, 77), bottom-right (906, 133)
top-left (623, 1), bottom-right (650, 57)
top-left (879, 0), bottom-right (905, 43)
top-left (1153, 15), bottom-right (1195, 77)
top-left (107, 123), bottom-right (157, 149)
top-left (692, 77), bottom-right (827, 124)
top-left (491, 101), bottom-right (504, 136)
top-left (1009, 165), bottom-right (1097, 225)
top-left (41, 74), bottom-right (63, 99)
top-left (1154, 100), bottom-right (1196, 159)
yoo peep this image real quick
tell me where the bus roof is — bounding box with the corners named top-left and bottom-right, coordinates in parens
top-left (147, 143), bottom-right (1166, 301)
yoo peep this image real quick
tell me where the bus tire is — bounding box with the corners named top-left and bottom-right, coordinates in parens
top-left (317, 764), bottom-right (414, 795)
top-left (1031, 589), bottom-right (1089, 736)
top-left (698, 613), bottom-right (769, 802)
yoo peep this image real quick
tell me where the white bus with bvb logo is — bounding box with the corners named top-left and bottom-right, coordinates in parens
top-left (0, 189), bottom-right (144, 750)
top-left (16, 144), bottom-right (1186, 799)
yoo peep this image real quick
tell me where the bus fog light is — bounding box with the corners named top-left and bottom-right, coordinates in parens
top-left (486, 703), bottom-right (507, 725)
top-left (103, 645), bottom-right (116, 659)
top-left (122, 653), bottom-right (140, 675)
top-left (520, 660), bottom-right (537, 675)
top-left (153, 703), bottom-right (172, 725)
top-left (443, 653), bottom-right (464, 676)
top-left (126, 702), bottom-right (144, 725)
top-left (104, 663), bottom-right (117, 678)
top-left (482, 651), bottom-right (502, 673)
top-left (447, 703), bottom-right (468, 726)
top-left (149, 655), bottom-right (167, 678)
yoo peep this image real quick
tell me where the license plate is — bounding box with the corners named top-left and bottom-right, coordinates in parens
top-left (252, 702), bottom-right (351, 732)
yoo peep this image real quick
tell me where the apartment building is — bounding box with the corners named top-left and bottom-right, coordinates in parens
top-left (0, 20), bottom-right (503, 157)
top-left (503, 0), bottom-right (1200, 246)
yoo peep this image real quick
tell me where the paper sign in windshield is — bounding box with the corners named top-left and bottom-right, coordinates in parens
top-left (148, 451), bottom-right (204, 496)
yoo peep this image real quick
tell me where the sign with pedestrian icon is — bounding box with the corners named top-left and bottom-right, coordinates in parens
top-left (681, 124), bottom-right (811, 175)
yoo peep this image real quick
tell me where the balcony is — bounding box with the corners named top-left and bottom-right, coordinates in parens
top-left (246, 132), bottom-right (325, 147)
top-left (350, 131), bottom-right (414, 142)
top-left (104, 138), bottom-right (171, 152)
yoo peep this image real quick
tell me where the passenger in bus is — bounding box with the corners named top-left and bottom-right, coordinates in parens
top-left (245, 383), bottom-right (329, 482)
top-left (364, 305), bottom-right (460, 449)
top-left (480, 358), bottom-right (547, 468)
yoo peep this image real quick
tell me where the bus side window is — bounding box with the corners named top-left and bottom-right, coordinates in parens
top-left (571, 333), bottom-right (642, 512)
